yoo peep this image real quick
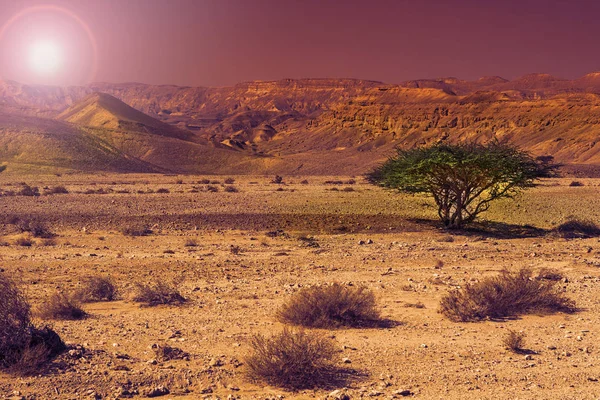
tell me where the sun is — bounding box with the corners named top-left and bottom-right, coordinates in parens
top-left (28, 40), bottom-right (63, 76)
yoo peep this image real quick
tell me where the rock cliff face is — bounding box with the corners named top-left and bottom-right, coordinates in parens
top-left (1, 74), bottom-right (600, 174)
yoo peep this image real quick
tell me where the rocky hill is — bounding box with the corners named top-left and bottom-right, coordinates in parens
top-left (1, 73), bottom-right (600, 174)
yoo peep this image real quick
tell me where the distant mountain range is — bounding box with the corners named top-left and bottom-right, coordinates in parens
top-left (1, 72), bottom-right (600, 175)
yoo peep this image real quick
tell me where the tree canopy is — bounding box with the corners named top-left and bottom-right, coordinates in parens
top-left (367, 142), bottom-right (554, 229)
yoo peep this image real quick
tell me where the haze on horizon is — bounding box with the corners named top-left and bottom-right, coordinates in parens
top-left (1, 0), bottom-right (600, 87)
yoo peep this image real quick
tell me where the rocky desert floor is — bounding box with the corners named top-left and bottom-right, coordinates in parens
top-left (1, 174), bottom-right (600, 399)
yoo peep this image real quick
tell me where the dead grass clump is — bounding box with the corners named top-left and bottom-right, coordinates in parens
top-left (13, 218), bottom-right (55, 238)
top-left (156, 188), bottom-right (170, 193)
top-left (536, 267), bottom-right (564, 281)
top-left (37, 293), bottom-right (87, 320)
top-left (245, 328), bottom-right (338, 390)
top-left (18, 184), bottom-right (40, 196)
top-left (230, 245), bottom-right (242, 255)
top-left (184, 239), bottom-right (198, 247)
top-left (121, 225), bottom-right (153, 237)
top-left (503, 330), bottom-right (526, 353)
top-left (74, 276), bottom-right (118, 302)
top-left (272, 175), bottom-right (284, 184)
top-left (277, 284), bottom-right (380, 328)
top-left (439, 268), bottom-right (575, 322)
top-left (342, 187), bottom-right (355, 192)
top-left (553, 217), bottom-right (600, 238)
top-left (15, 238), bottom-right (33, 247)
top-left (569, 180), bottom-right (584, 187)
top-left (199, 179), bottom-right (211, 184)
top-left (152, 344), bottom-right (189, 362)
top-left (300, 179), bottom-right (309, 185)
top-left (45, 186), bottom-right (69, 195)
top-left (206, 185), bottom-right (219, 192)
top-left (0, 274), bottom-right (66, 374)
top-left (133, 281), bottom-right (186, 306)
top-left (0, 273), bottom-right (31, 365)
top-left (224, 185), bottom-right (239, 193)
top-left (224, 177), bottom-right (235, 184)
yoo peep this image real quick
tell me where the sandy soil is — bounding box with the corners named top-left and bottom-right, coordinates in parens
top-left (1, 175), bottom-right (600, 399)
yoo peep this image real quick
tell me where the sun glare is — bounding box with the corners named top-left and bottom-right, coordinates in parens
top-left (28, 40), bottom-right (62, 76)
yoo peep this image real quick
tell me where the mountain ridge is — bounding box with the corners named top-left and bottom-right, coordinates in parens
top-left (2, 72), bottom-right (600, 175)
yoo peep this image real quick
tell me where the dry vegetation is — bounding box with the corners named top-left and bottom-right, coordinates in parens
top-left (0, 175), bottom-right (599, 398)
top-left (439, 268), bottom-right (575, 322)
top-left (277, 284), bottom-right (381, 328)
top-left (245, 329), bottom-right (339, 390)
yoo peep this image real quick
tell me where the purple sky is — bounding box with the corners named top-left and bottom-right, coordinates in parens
top-left (1, 0), bottom-right (600, 86)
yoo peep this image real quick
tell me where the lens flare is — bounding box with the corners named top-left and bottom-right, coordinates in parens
top-left (28, 40), bottom-right (63, 76)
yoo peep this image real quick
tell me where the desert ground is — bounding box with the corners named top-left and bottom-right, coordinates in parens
top-left (1, 174), bottom-right (600, 399)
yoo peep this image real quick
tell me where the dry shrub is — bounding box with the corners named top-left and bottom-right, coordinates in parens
top-left (15, 238), bottom-right (33, 247)
top-left (569, 180), bottom-right (584, 187)
top-left (0, 274), bottom-right (31, 363)
top-left (277, 284), bottom-right (380, 328)
top-left (245, 328), bottom-right (338, 390)
top-left (300, 179), bottom-right (309, 185)
top-left (18, 184), bottom-right (39, 196)
top-left (439, 268), bottom-right (575, 322)
top-left (156, 188), bottom-right (170, 194)
top-left (45, 186), bottom-right (69, 195)
top-left (503, 330), bottom-right (526, 353)
top-left (152, 344), bottom-right (189, 361)
top-left (37, 293), bottom-right (87, 320)
top-left (0, 274), bottom-right (65, 374)
top-left (206, 185), bottom-right (219, 192)
top-left (224, 185), bottom-right (239, 193)
top-left (553, 217), bottom-right (600, 238)
top-left (133, 281), bottom-right (186, 306)
top-left (224, 177), bottom-right (235, 184)
top-left (184, 239), bottom-right (198, 247)
top-left (121, 225), bottom-right (153, 236)
top-left (74, 276), bottom-right (118, 303)
top-left (536, 267), bottom-right (564, 281)
top-left (13, 218), bottom-right (54, 238)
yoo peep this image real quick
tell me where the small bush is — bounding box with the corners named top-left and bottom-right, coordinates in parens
top-left (245, 328), bottom-right (338, 390)
top-left (272, 175), bottom-right (283, 184)
top-left (156, 188), bottom-right (170, 194)
top-left (224, 185), bottom-right (239, 193)
top-left (133, 281), bottom-right (186, 306)
top-left (277, 284), bottom-right (380, 328)
top-left (45, 186), bottom-right (69, 195)
top-left (199, 179), bottom-right (211, 184)
top-left (224, 177), bottom-right (235, 184)
top-left (536, 267), bottom-right (563, 281)
top-left (184, 239), bottom-right (198, 247)
top-left (121, 225), bottom-right (153, 237)
top-left (74, 276), bottom-right (118, 302)
top-left (300, 179), bottom-right (309, 185)
top-left (553, 217), bottom-right (600, 238)
top-left (13, 218), bottom-right (54, 238)
top-left (152, 344), bottom-right (189, 361)
top-left (439, 268), bottom-right (575, 322)
top-left (230, 245), bottom-right (242, 255)
top-left (345, 179), bottom-right (356, 185)
top-left (569, 181), bottom-right (584, 187)
top-left (18, 185), bottom-right (39, 197)
top-left (206, 185), bottom-right (219, 192)
top-left (342, 187), bottom-right (355, 192)
top-left (0, 273), bottom-right (32, 366)
top-left (15, 238), bottom-right (33, 247)
top-left (37, 293), bottom-right (87, 320)
top-left (503, 330), bottom-right (526, 353)
top-left (0, 275), bottom-right (65, 373)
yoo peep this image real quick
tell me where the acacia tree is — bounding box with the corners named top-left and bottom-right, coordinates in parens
top-left (367, 142), bottom-right (554, 229)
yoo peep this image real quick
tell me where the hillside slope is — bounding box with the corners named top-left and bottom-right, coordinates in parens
top-left (2, 74), bottom-right (600, 174)
top-left (56, 92), bottom-right (196, 142)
